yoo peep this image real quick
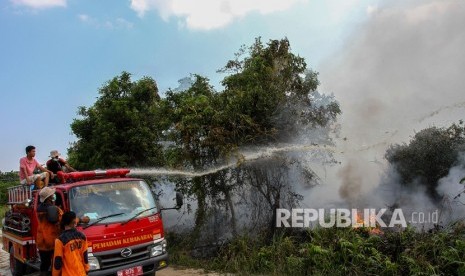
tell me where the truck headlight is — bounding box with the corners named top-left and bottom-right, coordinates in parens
top-left (150, 239), bottom-right (167, 257)
top-left (88, 256), bottom-right (100, 270)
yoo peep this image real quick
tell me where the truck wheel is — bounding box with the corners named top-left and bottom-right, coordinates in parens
top-left (9, 246), bottom-right (26, 276)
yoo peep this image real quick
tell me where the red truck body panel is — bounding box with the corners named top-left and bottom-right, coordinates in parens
top-left (2, 169), bottom-right (168, 275)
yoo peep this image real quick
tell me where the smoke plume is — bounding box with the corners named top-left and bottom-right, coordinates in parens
top-left (306, 0), bottom-right (465, 218)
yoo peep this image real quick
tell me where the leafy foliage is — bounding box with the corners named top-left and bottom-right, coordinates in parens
top-left (69, 38), bottom-right (340, 240)
top-left (0, 171), bottom-right (17, 226)
top-left (385, 121), bottom-right (465, 201)
top-left (0, 171), bottom-right (18, 205)
top-left (219, 38), bottom-right (340, 144)
top-left (157, 38), bottom-right (339, 239)
top-left (168, 225), bottom-right (465, 276)
top-left (160, 75), bottom-right (223, 168)
top-left (68, 72), bottom-right (164, 169)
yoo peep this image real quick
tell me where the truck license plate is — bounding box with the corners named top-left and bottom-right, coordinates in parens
top-left (117, 266), bottom-right (143, 276)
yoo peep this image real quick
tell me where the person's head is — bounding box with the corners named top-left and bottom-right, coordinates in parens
top-left (49, 150), bottom-right (60, 161)
top-left (61, 211), bottom-right (77, 229)
top-left (25, 145), bottom-right (36, 157)
top-left (39, 186), bottom-right (56, 203)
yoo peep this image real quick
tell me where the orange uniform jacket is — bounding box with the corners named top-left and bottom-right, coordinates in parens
top-left (52, 228), bottom-right (90, 276)
top-left (36, 203), bottom-right (63, 251)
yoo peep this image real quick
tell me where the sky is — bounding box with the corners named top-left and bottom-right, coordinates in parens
top-left (0, 0), bottom-right (372, 171)
top-left (1, 0), bottom-right (464, 179)
top-left (308, 0), bottom-right (465, 207)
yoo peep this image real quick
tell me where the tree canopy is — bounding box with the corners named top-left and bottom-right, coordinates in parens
top-left (68, 38), bottom-right (341, 238)
top-left (69, 72), bottom-right (164, 169)
top-left (385, 121), bottom-right (465, 201)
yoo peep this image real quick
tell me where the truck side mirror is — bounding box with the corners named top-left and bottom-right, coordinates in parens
top-left (176, 192), bottom-right (183, 209)
top-left (160, 192), bottom-right (184, 211)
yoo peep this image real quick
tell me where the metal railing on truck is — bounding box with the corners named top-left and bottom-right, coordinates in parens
top-left (7, 185), bottom-right (33, 204)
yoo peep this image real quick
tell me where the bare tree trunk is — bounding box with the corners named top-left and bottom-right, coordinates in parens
top-left (191, 177), bottom-right (206, 242)
top-left (224, 189), bottom-right (237, 237)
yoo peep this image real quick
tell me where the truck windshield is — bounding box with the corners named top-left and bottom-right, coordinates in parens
top-left (69, 180), bottom-right (157, 224)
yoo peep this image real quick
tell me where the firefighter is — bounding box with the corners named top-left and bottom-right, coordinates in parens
top-left (52, 211), bottom-right (89, 276)
top-left (37, 186), bottom-right (63, 276)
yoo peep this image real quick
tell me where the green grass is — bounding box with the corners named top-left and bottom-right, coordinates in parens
top-left (0, 205), bottom-right (9, 227)
top-left (1, 171), bottom-right (19, 228)
top-left (1, 171), bottom-right (18, 204)
top-left (167, 225), bottom-right (465, 276)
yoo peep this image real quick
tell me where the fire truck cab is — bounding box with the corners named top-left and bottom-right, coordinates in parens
top-left (2, 169), bottom-right (181, 276)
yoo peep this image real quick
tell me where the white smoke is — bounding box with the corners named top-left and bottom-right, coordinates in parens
top-left (305, 0), bottom-right (465, 214)
top-left (149, 0), bottom-right (465, 233)
top-left (437, 154), bottom-right (465, 223)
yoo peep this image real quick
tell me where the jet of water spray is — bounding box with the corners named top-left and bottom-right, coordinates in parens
top-left (129, 144), bottom-right (335, 178)
top-left (418, 101), bottom-right (465, 123)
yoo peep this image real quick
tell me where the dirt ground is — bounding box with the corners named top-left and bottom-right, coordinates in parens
top-left (0, 231), bottom-right (220, 276)
top-left (158, 267), bottom-right (221, 276)
top-left (0, 267), bottom-right (219, 276)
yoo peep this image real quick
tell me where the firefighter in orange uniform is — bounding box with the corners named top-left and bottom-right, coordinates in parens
top-left (52, 211), bottom-right (89, 276)
top-left (37, 186), bottom-right (63, 275)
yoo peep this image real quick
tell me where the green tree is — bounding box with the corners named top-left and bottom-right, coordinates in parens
top-left (68, 38), bottom-right (341, 241)
top-left (161, 38), bottom-right (340, 239)
top-left (385, 121), bottom-right (465, 201)
top-left (68, 72), bottom-right (164, 169)
top-left (0, 171), bottom-right (18, 205)
top-left (219, 38), bottom-right (340, 143)
top-left (160, 75), bottom-right (222, 168)
top-left (159, 75), bottom-right (232, 240)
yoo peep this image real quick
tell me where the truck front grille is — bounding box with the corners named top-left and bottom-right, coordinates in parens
top-left (95, 242), bottom-right (151, 269)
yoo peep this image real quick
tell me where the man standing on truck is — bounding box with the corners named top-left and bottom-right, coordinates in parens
top-left (37, 186), bottom-right (63, 276)
top-left (46, 150), bottom-right (76, 184)
top-left (20, 145), bottom-right (54, 187)
top-left (52, 211), bottom-right (89, 276)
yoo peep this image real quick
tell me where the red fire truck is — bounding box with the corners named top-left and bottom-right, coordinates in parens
top-left (2, 169), bottom-right (182, 276)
